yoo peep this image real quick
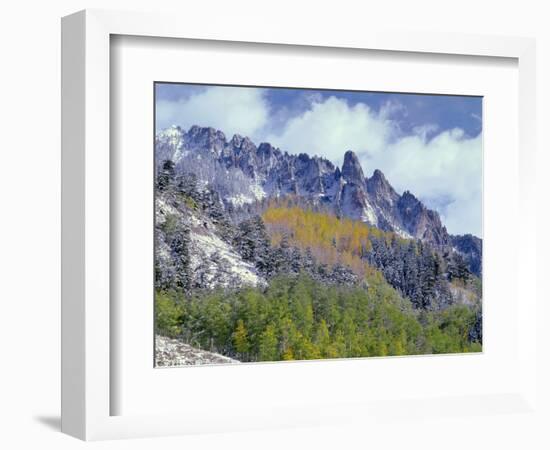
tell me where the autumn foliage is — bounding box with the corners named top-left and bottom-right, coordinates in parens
top-left (262, 204), bottom-right (397, 279)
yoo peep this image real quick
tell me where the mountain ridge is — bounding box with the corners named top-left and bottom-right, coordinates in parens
top-left (155, 125), bottom-right (481, 275)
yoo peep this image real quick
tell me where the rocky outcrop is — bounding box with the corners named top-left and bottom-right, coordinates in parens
top-left (450, 234), bottom-right (482, 276)
top-left (397, 191), bottom-right (450, 246)
top-left (341, 150), bottom-right (366, 185)
top-left (155, 335), bottom-right (240, 367)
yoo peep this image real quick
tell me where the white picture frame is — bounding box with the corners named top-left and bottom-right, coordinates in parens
top-left (61, 9), bottom-right (538, 441)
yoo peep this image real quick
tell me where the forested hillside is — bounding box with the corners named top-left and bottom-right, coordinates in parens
top-left (156, 274), bottom-right (481, 362)
top-left (154, 125), bottom-right (482, 365)
top-left (155, 166), bottom-right (482, 363)
top-left (262, 204), bottom-right (480, 311)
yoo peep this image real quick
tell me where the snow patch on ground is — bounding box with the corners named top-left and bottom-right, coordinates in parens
top-left (189, 228), bottom-right (264, 289)
top-left (250, 182), bottom-right (266, 200)
top-left (156, 335), bottom-right (240, 366)
top-left (227, 193), bottom-right (254, 207)
top-left (226, 182), bottom-right (266, 207)
top-left (156, 197), bottom-right (179, 223)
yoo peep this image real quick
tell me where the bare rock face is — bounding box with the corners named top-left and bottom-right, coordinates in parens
top-left (155, 335), bottom-right (240, 367)
top-left (341, 150), bottom-right (366, 186)
top-left (340, 182), bottom-right (377, 225)
top-left (367, 169), bottom-right (399, 209)
top-left (450, 234), bottom-right (482, 276)
top-left (396, 191), bottom-right (450, 246)
top-left (186, 125), bottom-right (227, 154)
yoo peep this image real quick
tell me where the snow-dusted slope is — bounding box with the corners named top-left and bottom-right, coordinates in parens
top-left (189, 226), bottom-right (263, 288)
top-left (156, 191), bottom-right (265, 291)
top-left (156, 335), bottom-right (240, 366)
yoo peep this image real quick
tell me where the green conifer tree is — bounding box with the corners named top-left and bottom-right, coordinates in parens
top-left (259, 324), bottom-right (279, 361)
top-left (233, 319), bottom-right (250, 359)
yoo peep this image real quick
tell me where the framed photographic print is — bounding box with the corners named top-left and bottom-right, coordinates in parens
top-left (62, 9), bottom-right (538, 442)
top-left (153, 82), bottom-right (483, 368)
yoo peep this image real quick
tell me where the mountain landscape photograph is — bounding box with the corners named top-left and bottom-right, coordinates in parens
top-left (154, 82), bottom-right (483, 367)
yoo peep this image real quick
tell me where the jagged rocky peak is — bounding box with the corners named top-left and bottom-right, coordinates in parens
top-left (229, 134), bottom-right (243, 148)
top-left (223, 135), bottom-right (258, 178)
top-left (369, 169), bottom-right (389, 188)
top-left (398, 190), bottom-right (421, 210)
top-left (186, 125), bottom-right (227, 153)
top-left (316, 155), bottom-right (336, 174)
top-left (159, 124), bottom-right (184, 138)
top-left (367, 169), bottom-right (399, 204)
top-left (341, 150), bottom-right (365, 185)
top-left (187, 124), bottom-right (225, 140)
top-left (257, 142), bottom-right (277, 157)
top-left (155, 125), bottom-right (186, 164)
top-left (397, 191), bottom-right (449, 245)
top-left (256, 142), bottom-right (283, 170)
top-left (230, 134), bottom-right (256, 153)
top-left (291, 153), bottom-right (328, 194)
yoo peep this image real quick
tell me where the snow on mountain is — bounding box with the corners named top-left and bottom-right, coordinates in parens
top-left (155, 125), bottom-right (481, 274)
top-left (155, 125), bottom-right (187, 163)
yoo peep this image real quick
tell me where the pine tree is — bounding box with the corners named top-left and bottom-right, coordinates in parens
top-left (158, 159), bottom-right (175, 191)
top-left (302, 247), bottom-right (316, 275)
top-left (469, 306), bottom-right (483, 343)
top-left (207, 194), bottom-right (225, 225)
top-left (234, 220), bottom-right (255, 260)
top-left (233, 319), bottom-right (250, 358)
top-left (290, 247), bottom-right (303, 274)
top-left (270, 234), bottom-right (292, 276)
top-left (419, 247), bottom-right (436, 309)
top-left (177, 172), bottom-right (199, 199)
top-left (170, 225), bottom-right (191, 291)
top-left (331, 263), bottom-right (357, 286)
top-left (259, 324), bottom-right (279, 361)
top-left (448, 253), bottom-right (471, 283)
top-left (282, 347), bottom-right (294, 361)
top-left (315, 320), bottom-right (331, 357)
top-left (233, 216), bottom-right (272, 276)
top-left (252, 217), bottom-right (272, 275)
top-left (456, 255), bottom-right (471, 282)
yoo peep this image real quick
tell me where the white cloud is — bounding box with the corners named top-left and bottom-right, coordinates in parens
top-left (411, 123), bottom-right (439, 140)
top-left (157, 88), bottom-right (482, 236)
top-left (156, 86), bottom-right (270, 140)
top-left (265, 96), bottom-right (395, 165)
top-left (378, 129), bottom-right (482, 236)
top-left (266, 97), bottom-right (482, 236)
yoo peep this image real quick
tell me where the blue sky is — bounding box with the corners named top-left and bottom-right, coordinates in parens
top-left (155, 83), bottom-right (482, 236)
top-left (156, 83), bottom-right (482, 138)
